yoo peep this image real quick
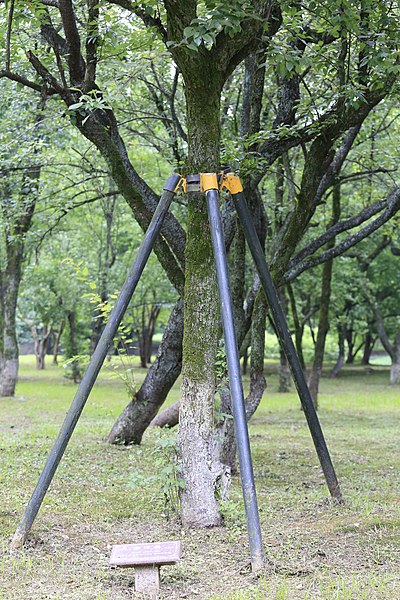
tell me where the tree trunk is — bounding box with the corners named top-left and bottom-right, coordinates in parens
top-left (390, 361), bottom-right (400, 384)
top-left (345, 327), bottom-right (356, 364)
top-left (287, 282), bottom-right (306, 372)
top-left (0, 253), bottom-right (21, 396)
top-left (108, 300), bottom-right (184, 444)
top-left (53, 319), bottom-right (65, 365)
top-left (177, 71), bottom-right (224, 528)
top-left (308, 182), bottom-right (340, 406)
top-left (150, 400), bottom-right (180, 428)
top-left (371, 302), bottom-right (400, 385)
top-left (279, 349), bottom-right (291, 392)
top-left (331, 323), bottom-right (345, 377)
top-left (67, 312), bottom-right (81, 383)
top-left (361, 331), bottom-right (375, 365)
top-left (390, 332), bottom-right (400, 384)
top-left (137, 302), bottom-right (161, 367)
top-left (33, 325), bottom-right (52, 370)
top-left (278, 289), bottom-right (291, 392)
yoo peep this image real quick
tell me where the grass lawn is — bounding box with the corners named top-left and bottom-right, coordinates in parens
top-left (0, 356), bottom-right (399, 599)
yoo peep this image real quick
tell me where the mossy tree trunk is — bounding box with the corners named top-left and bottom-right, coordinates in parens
top-left (178, 70), bottom-right (224, 527)
top-left (0, 247), bottom-right (22, 397)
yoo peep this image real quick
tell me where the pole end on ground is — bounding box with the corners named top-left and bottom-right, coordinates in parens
top-left (10, 528), bottom-right (26, 552)
top-left (251, 554), bottom-right (265, 574)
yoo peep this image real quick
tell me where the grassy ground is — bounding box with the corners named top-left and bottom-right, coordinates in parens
top-left (0, 356), bottom-right (399, 599)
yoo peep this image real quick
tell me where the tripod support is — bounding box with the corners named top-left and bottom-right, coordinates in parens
top-left (11, 172), bottom-right (342, 573)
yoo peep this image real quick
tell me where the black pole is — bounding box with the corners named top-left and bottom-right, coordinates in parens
top-left (11, 175), bottom-right (180, 549)
top-left (206, 187), bottom-right (264, 571)
top-left (233, 191), bottom-right (343, 503)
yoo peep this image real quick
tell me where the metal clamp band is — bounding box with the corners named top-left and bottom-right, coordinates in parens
top-left (200, 172), bottom-right (219, 192)
top-left (220, 173), bottom-right (243, 194)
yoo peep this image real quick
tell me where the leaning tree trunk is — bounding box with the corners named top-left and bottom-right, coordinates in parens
top-left (108, 300), bottom-right (184, 444)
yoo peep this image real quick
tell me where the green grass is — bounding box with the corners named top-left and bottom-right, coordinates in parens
top-left (0, 357), bottom-right (399, 599)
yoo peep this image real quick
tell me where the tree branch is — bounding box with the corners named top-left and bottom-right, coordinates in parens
top-left (170, 67), bottom-right (187, 142)
top-left (58, 0), bottom-right (86, 85)
top-left (106, 0), bottom-right (168, 43)
top-left (26, 50), bottom-right (73, 101)
top-left (311, 124), bottom-right (361, 211)
top-left (84, 0), bottom-right (99, 92)
top-left (285, 187), bottom-right (400, 282)
top-left (5, 0), bottom-right (15, 71)
top-left (0, 70), bottom-right (43, 93)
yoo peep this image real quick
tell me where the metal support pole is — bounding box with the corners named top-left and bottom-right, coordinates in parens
top-left (233, 191), bottom-right (343, 503)
top-left (11, 175), bottom-right (181, 550)
top-left (206, 186), bottom-right (264, 571)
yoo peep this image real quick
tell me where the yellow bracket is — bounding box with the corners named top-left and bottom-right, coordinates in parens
top-left (174, 176), bottom-right (185, 193)
top-left (220, 173), bottom-right (243, 194)
top-left (200, 172), bottom-right (219, 192)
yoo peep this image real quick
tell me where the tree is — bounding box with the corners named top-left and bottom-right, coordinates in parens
top-left (365, 246), bottom-right (400, 383)
top-left (0, 89), bottom-right (44, 395)
top-left (3, 0), bottom-right (400, 529)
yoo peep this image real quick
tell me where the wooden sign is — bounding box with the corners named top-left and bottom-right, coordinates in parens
top-left (109, 540), bottom-right (181, 567)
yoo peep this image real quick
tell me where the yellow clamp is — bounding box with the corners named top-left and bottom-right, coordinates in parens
top-left (174, 176), bottom-right (185, 193)
top-left (220, 173), bottom-right (243, 195)
top-left (200, 173), bottom-right (219, 192)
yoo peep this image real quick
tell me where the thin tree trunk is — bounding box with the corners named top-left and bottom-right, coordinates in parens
top-left (331, 323), bottom-right (345, 377)
top-left (28, 323), bottom-right (52, 371)
top-left (137, 302), bottom-right (161, 367)
top-left (345, 328), bottom-right (356, 364)
top-left (67, 311), bottom-right (81, 383)
top-left (308, 182), bottom-right (340, 406)
top-left (287, 282), bottom-right (306, 372)
top-left (0, 253), bottom-right (21, 396)
top-left (53, 319), bottom-right (65, 365)
top-left (361, 331), bottom-right (375, 365)
top-left (278, 289), bottom-right (291, 392)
